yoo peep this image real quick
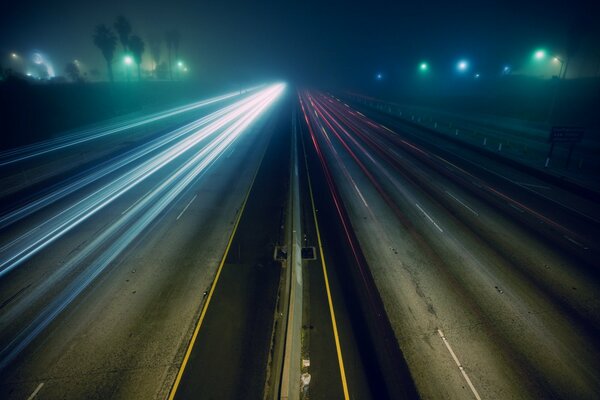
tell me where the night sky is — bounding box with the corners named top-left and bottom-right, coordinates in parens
top-left (1, 0), bottom-right (597, 85)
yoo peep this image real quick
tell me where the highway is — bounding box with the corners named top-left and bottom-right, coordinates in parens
top-left (298, 90), bottom-right (600, 399)
top-left (0, 84), bottom-right (288, 398)
top-left (1, 83), bottom-right (599, 399)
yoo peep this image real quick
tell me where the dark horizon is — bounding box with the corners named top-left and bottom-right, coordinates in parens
top-left (1, 0), bottom-right (599, 86)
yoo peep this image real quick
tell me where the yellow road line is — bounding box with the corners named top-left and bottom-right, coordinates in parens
top-left (167, 139), bottom-right (270, 400)
top-left (300, 124), bottom-right (350, 400)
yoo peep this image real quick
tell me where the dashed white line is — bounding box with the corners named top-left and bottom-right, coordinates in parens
top-left (563, 235), bottom-right (589, 250)
top-left (177, 194), bottom-right (198, 220)
top-left (446, 191), bottom-right (479, 216)
top-left (26, 382), bottom-right (44, 400)
top-left (122, 188), bottom-right (153, 215)
top-left (437, 329), bottom-right (482, 400)
top-left (509, 203), bottom-right (524, 213)
top-left (515, 181), bottom-right (551, 190)
top-left (415, 203), bottom-right (444, 232)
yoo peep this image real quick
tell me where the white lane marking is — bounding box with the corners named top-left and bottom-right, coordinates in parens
top-left (415, 203), bottom-right (444, 232)
top-left (27, 382), bottom-right (44, 400)
top-left (380, 124), bottom-right (395, 134)
top-left (446, 191), bottom-right (479, 216)
top-left (122, 188), bottom-right (153, 215)
top-left (563, 235), bottom-right (589, 250)
top-left (515, 181), bottom-right (551, 190)
top-left (344, 103), bottom-right (350, 107)
top-left (356, 111), bottom-right (365, 117)
top-left (437, 329), bottom-right (482, 400)
top-left (353, 184), bottom-right (369, 208)
top-left (509, 203), bottom-right (524, 213)
top-left (177, 194), bottom-right (198, 220)
top-left (433, 146), bottom-right (600, 225)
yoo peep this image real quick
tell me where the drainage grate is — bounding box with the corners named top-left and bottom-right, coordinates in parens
top-left (301, 247), bottom-right (317, 260)
top-left (274, 245), bottom-right (287, 261)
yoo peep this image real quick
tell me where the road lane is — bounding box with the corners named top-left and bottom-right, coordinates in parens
top-left (0, 85), bottom-right (285, 399)
top-left (299, 91), bottom-right (600, 399)
top-left (170, 94), bottom-right (290, 400)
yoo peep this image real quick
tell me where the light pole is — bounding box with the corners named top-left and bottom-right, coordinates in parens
top-left (553, 56), bottom-right (565, 78)
top-left (533, 49), bottom-right (564, 123)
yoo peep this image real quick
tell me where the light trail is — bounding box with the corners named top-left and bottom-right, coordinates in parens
top-left (0, 83), bottom-right (284, 370)
top-left (0, 89), bottom-right (268, 229)
top-left (0, 84), bottom-right (285, 279)
top-left (0, 86), bottom-right (263, 167)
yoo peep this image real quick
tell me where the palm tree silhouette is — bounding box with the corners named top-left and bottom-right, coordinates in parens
top-left (149, 38), bottom-right (161, 78)
top-left (93, 24), bottom-right (118, 82)
top-left (114, 16), bottom-right (132, 52)
top-left (165, 30), bottom-right (181, 81)
top-left (129, 35), bottom-right (145, 81)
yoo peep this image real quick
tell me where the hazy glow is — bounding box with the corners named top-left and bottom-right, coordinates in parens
top-left (0, 83), bottom-right (286, 369)
top-left (0, 86), bottom-right (264, 166)
top-left (457, 60), bottom-right (468, 71)
top-left (0, 84), bottom-right (284, 278)
top-left (534, 49), bottom-right (546, 59)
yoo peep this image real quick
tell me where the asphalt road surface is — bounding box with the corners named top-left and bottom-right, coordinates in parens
top-left (1, 84), bottom-right (598, 400)
top-left (0, 85), bottom-right (287, 399)
top-left (298, 90), bottom-right (600, 399)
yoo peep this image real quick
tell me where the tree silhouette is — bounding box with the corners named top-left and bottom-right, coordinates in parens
top-left (64, 61), bottom-right (81, 82)
top-left (149, 38), bottom-right (161, 78)
top-left (114, 16), bottom-right (132, 52)
top-left (165, 30), bottom-right (181, 80)
top-left (93, 24), bottom-right (117, 82)
top-left (129, 35), bottom-right (145, 81)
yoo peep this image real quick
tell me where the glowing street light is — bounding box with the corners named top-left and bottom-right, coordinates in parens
top-left (534, 49), bottom-right (546, 60)
top-left (177, 61), bottom-right (184, 67)
top-left (419, 62), bottom-right (428, 71)
top-left (474, 73), bottom-right (480, 79)
top-left (376, 72), bottom-right (383, 80)
top-left (11, 53), bottom-right (18, 59)
top-left (457, 60), bottom-right (468, 71)
top-left (124, 55), bottom-right (133, 65)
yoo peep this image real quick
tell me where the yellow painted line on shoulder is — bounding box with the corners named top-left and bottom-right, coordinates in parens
top-left (167, 138), bottom-right (270, 400)
top-left (300, 126), bottom-right (350, 400)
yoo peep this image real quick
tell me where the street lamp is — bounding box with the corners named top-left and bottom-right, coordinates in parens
top-left (11, 53), bottom-right (18, 59)
top-left (534, 49), bottom-right (546, 60)
top-left (177, 61), bottom-right (183, 67)
top-left (124, 55), bottom-right (133, 65)
top-left (419, 62), bottom-right (428, 71)
top-left (552, 56), bottom-right (565, 78)
top-left (457, 60), bottom-right (468, 72)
